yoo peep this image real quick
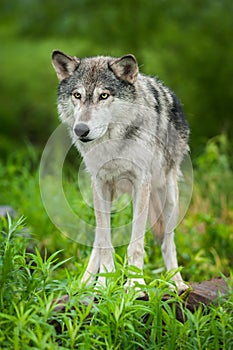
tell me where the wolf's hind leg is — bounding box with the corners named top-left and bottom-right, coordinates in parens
top-left (161, 171), bottom-right (188, 292)
top-left (148, 192), bottom-right (165, 243)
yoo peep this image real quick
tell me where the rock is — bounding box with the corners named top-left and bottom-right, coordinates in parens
top-left (51, 277), bottom-right (232, 327)
top-left (0, 206), bottom-right (16, 218)
top-left (161, 277), bottom-right (232, 322)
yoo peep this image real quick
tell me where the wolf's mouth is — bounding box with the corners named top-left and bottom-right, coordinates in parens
top-left (78, 125), bottom-right (108, 143)
top-left (79, 137), bottom-right (94, 143)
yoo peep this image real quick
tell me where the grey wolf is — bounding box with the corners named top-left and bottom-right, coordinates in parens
top-left (52, 50), bottom-right (189, 291)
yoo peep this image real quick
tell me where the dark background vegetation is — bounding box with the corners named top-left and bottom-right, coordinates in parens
top-left (0, 0), bottom-right (233, 158)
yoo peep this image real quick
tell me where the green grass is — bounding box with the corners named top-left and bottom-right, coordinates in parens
top-left (0, 135), bottom-right (233, 349)
top-left (0, 216), bottom-right (232, 349)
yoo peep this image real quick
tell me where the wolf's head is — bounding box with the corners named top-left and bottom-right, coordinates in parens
top-left (52, 50), bottom-right (138, 143)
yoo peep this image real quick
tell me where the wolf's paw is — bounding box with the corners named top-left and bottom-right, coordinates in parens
top-left (174, 280), bottom-right (189, 294)
top-left (124, 278), bottom-right (147, 297)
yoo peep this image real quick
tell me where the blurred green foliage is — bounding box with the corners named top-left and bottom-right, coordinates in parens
top-left (0, 0), bottom-right (233, 156)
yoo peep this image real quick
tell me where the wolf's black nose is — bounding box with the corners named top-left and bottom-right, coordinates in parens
top-left (74, 123), bottom-right (90, 138)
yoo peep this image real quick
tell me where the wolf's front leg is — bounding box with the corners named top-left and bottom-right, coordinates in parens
top-left (125, 177), bottom-right (151, 289)
top-left (81, 181), bottom-right (115, 286)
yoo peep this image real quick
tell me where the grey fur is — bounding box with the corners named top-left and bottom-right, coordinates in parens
top-left (52, 50), bottom-right (190, 291)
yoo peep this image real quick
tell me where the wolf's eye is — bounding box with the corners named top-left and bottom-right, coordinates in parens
top-left (73, 92), bottom-right (81, 99)
top-left (99, 93), bottom-right (110, 100)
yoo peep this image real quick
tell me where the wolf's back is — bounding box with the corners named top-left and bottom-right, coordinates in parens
top-left (126, 73), bottom-right (190, 166)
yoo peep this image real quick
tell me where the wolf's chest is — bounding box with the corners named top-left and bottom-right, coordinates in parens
top-left (81, 138), bottom-right (154, 182)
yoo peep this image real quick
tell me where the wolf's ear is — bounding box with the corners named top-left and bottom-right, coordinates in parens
top-left (52, 50), bottom-right (80, 81)
top-left (109, 54), bottom-right (138, 84)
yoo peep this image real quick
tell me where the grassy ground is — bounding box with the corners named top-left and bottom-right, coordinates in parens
top-left (0, 135), bottom-right (233, 349)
